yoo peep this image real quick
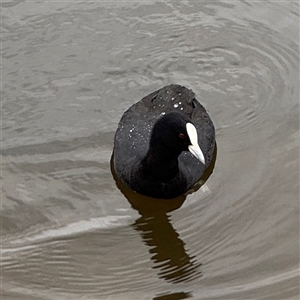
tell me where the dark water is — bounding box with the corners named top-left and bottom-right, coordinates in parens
top-left (2, 1), bottom-right (299, 299)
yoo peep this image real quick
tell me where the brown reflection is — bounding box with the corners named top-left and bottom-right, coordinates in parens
top-left (133, 212), bottom-right (202, 284)
top-left (153, 291), bottom-right (192, 300)
top-left (111, 145), bottom-right (217, 284)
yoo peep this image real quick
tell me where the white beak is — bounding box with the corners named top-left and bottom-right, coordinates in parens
top-left (186, 123), bottom-right (205, 165)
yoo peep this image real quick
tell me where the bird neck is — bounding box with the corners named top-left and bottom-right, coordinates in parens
top-left (142, 145), bottom-right (181, 181)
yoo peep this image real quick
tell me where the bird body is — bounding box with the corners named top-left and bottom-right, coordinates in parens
top-left (113, 84), bottom-right (215, 199)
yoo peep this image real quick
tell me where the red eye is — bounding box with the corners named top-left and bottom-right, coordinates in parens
top-left (179, 133), bottom-right (185, 139)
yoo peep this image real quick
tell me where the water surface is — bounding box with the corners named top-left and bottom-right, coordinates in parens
top-left (2, 1), bottom-right (299, 299)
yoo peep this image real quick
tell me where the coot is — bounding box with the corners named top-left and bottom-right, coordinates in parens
top-left (113, 84), bottom-right (215, 199)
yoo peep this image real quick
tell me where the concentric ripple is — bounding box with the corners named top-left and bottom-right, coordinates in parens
top-left (2, 1), bottom-right (299, 299)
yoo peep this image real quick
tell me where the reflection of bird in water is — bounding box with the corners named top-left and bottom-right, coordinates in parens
top-left (133, 212), bottom-right (202, 283)
top-left (111, 145), bottom-right (216, 284)
top-left (153, 291), bottom-right (192, 300)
